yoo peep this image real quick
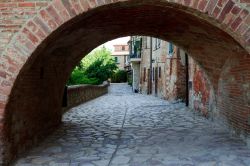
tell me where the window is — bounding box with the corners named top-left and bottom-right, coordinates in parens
top-left (157, 39), bottom-right (161, 48)
top-left (122, 46), bottom-right (125, 51)
top-left (147, 37), bottom-right (150, 49)
top-left (169, 43), bottom-right (174, 55)
top-left (114, 57), bottom-right (118, 63)
top-left (153, 67), bottom-right (155, 81)
top-left (134, 40), bottom-right (141, 58)
top-left (154, 38), bottom-right (157, 50)
top-left (143, 67), bottom-right (146, 82)
top-left (159, 67), bottom-right (161, 78)
top-left (145, 37), bottom-right (151, 49)
top-left (154, 38), bottom-right (161, 50)
top-left (155, 67), bottom-right (158, 82)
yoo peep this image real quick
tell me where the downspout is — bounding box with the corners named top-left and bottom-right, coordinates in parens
top-left (140, 37), bottom-right (142, 58)
top-left (150, 37), bottom-right (153, 94)
top-left (185, 53), bottom-right (189, 107)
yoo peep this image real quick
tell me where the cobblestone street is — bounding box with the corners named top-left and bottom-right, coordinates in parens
top-left (15, 83), bottom-right (250, 166)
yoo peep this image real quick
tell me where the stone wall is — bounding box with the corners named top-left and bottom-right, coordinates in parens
top-left (63, 82), bottom-right (109, 111)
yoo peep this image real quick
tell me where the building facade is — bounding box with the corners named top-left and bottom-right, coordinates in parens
top-left (129, 36), bottom-right (214, 119)
top-left (111, 44), bottom-right (130, 70)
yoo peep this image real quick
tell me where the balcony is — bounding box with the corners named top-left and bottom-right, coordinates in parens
top-left (130, 53), bottom-right (141, 63)
top-left (128, 36), bottom-right (142, 63)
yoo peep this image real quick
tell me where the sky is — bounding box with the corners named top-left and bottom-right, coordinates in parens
top-left (95, 36), bottom-right (130, 52)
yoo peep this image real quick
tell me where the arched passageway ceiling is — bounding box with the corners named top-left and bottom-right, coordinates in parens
top-left (14, 0), bottom-right (249, 89)
top-left (0, 0), bottom-right (249, 56)
top-left (1, 0), bottom-right (249, 98)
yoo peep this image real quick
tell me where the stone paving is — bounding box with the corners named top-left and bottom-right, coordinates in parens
top-left (15, 83), bottom-right (250, 166)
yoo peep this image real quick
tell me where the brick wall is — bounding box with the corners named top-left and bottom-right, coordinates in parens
top-left (218, 54), bottom-right (250, 136)
top-left (0, 0), bottom-right (52, 54)
top-left (0, 0), bottom-right (249, 56)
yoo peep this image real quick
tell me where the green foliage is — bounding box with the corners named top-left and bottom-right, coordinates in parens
top-left (127, 74), bottom-right (132, 86)
top-left (67, 47), bottom-right (117, 85)
top-left (67, 69), bottom-right (100, 85)
top-left (111, 70), bottom-right (127, 83)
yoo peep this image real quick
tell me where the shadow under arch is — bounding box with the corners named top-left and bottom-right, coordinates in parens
top-left (2, 0), bottom-right (249, 164)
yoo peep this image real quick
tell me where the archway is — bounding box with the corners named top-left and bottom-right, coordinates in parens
top-left (0, 0), bottom-right (249, 164)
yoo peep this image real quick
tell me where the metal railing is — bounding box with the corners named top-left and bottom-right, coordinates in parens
top-left (130, 53), bottom-right (141, 59)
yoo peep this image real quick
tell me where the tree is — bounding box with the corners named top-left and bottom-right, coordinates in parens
top-left (67, 47), bottom-right (117, 85)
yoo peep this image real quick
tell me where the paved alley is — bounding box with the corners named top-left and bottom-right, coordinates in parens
top-left (15, 83), bottom-right (250, 166)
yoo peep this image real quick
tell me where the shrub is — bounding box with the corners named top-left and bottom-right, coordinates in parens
top-left (67, 69), bottom-right (100, 85)
top-left (127, 74), bottom-right (132, 86)
top-left (84, 58), bottom-right (117, 84)
top-left (111, 70), bottom-right (127, 83)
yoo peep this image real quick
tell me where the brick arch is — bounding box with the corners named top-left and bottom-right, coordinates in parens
top-left (0, 0), bottom-right (249, 164)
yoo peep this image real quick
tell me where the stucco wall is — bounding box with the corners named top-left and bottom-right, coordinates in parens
top-left (138, 37), bottom-right (215, 119)
top-left (188, 58), bottom-right (216, 119)
top-left (139, 38), bottom-right (186, 101)
top-left (132, 63), bottom-right (140, 92)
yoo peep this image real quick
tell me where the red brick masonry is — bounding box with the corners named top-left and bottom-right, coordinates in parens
top-left (0, 0), bottom-right (249, 165)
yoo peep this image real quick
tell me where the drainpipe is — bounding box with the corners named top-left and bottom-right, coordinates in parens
top-left (150, 37), bottom-right (153, 94)
top-left (140, 37), bottom-right (142, 58)
top-left (185, 53), bottom-right (189, 107)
